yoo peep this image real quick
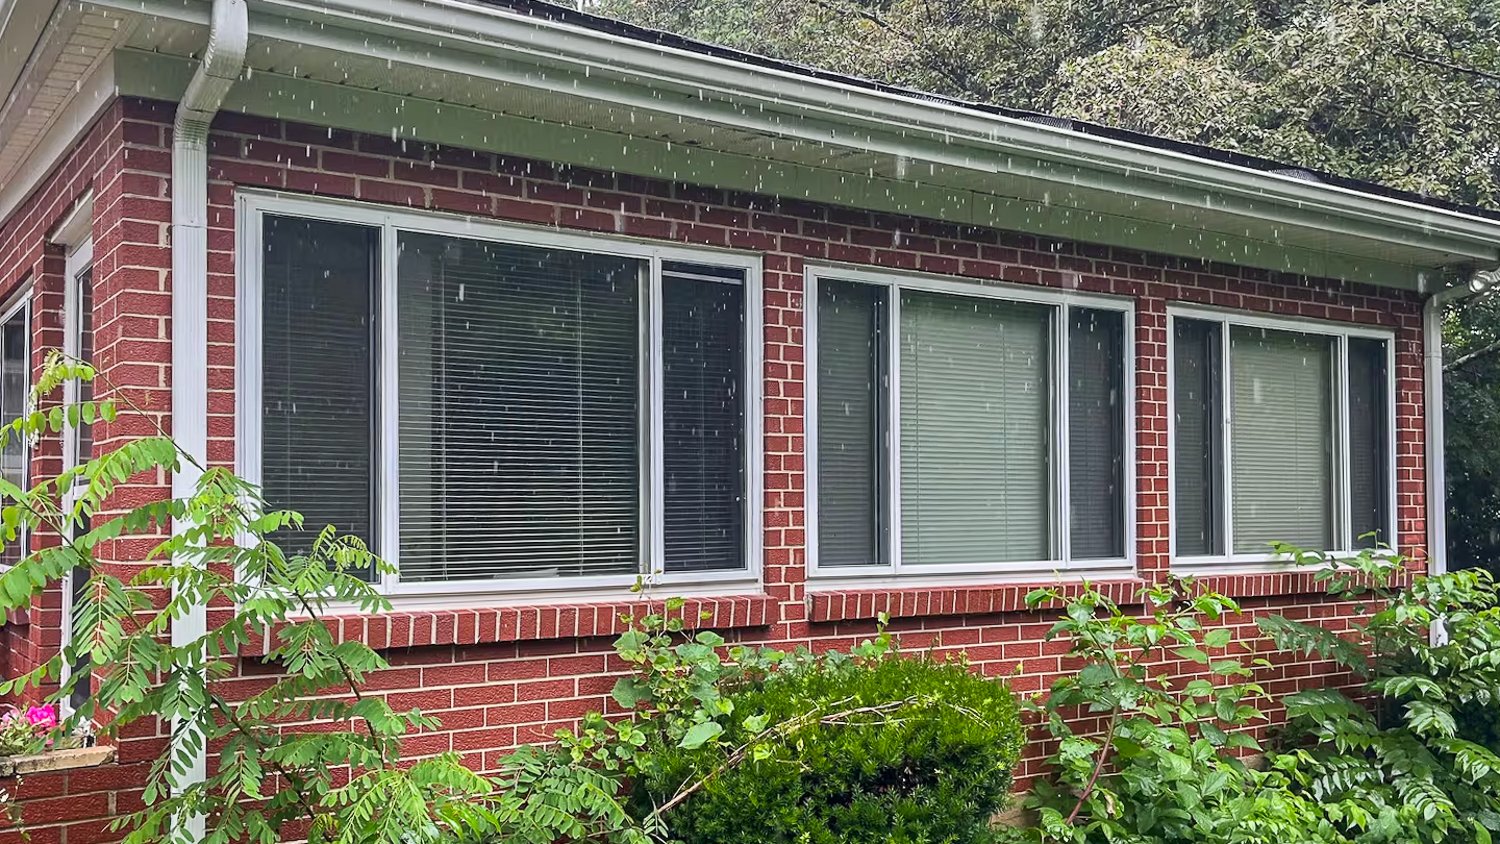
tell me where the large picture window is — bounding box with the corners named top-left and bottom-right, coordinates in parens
top-left (245, 197), bottom-right (759, 595)
top-left (809, 268), bottom-right (1131, 578)
top-left (1169, 309), bottom-right (1394, 569)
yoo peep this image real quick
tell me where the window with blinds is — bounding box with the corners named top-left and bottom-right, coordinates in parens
top-left (261, 216), bottom-right (378, 566)
top-left (1069, 309), bottom-right (1125, 560)
top-left (811, 274), bottom-right (1128, 575)
top-left (900, 291), bottom-right (1051, 565)
top-left (1169, 313), bottom-right (1394, 564)
top-left (396, 233), bottom-right (642, 582)
top-left (254, 206), bottom-right (754, 591)
top-left (1229, 327), bottom-right (1334, 553)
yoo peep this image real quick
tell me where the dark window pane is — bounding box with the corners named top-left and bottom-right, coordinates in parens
top-left (1173, 318), bottom-right (1223, 556)
top-left (661, 263), bottom-right (745, 573)
top-left (1349, 338), bottom-right (1390, 547)
top-left (816, 279), bottom-right (888, 567)
top-left (73, 267), bottom-right (93, 469)
top-left (396, 234), bottom-right (641, 581)
top-left (261, 215), bottom-right (377, 565)
top-left (0, 305), bottom-right (27, 567)
top-left (1069, 308), bottom-right (1125, 559)
top-left (68, 263), bottom-right (94, 710)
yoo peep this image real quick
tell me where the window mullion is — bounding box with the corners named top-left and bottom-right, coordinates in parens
top-left (1055, 305), bottom-right (1070, 567)
top-left (1219, 319), bottom-right (1234, 558)
top-left (886, 284), bottom-right (903, 575)
top-left (1336, 335), bottom-right (1353, 551)
top-left (378, 222), bottom-right (401, 594)
top-left (645, 257), bottom-right (665, 579)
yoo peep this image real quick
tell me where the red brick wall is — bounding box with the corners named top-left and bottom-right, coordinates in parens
top-left (0, 95), bottom-right (1427, 842)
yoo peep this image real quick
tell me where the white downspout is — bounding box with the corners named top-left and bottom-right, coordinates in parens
top-left (1423, 272), bottom-right (1495, 578)
top-left (170, 0), bottom-right (246, 839)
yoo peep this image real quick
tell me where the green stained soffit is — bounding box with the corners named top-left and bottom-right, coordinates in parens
top-left (117, 47), bottom-right (1448, 289)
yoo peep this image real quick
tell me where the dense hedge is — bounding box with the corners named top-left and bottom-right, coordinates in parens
top-left (638, 654), bottom-right (1024, 844)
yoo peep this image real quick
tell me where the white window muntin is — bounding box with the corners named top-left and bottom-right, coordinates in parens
top-left (1166, 304), bottom-right (1398, 572)
top-left (237, 191), bottom-right (763, 601)
top-left (804, 263), bottom-right (1136, 583)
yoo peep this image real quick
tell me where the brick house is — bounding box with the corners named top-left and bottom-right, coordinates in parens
top-left (2, 0), bottom-right (1499, 839)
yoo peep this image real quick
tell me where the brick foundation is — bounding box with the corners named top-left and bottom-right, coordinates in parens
top-left (0, 96), bottom-right (1426, 843)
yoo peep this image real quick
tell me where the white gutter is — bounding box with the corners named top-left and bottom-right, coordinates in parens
top-left (169, 0), bottom-right (245, 839)
top-left (1423, 271), bottom-right (1498, 577)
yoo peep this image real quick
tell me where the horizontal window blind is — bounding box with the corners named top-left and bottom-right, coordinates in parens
top-left (816, 279), bottom-right (888, 567)
top-left (661, 263), bottom-right (746, 573)
top-left (1068, 308), bottom-right (1125, 560)
top-left (261, 215), bottom-right (377, 564)
top-left (1230, 327), bottom-right (1334, 553)
top-left (1348, 338), bottom-right (1390, 547)
top-left (1173, 318), bottom-right (1223, 557)
top-left (396, 233), bottom-right (642, 582)
top-left (899, 291), bottom-right (1050, 565)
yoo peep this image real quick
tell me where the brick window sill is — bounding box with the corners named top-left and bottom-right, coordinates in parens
top-left (0, 745), bottom-right (115, 778)
top-left (808, 579), bottom-right (1149, 623)
top-left (806, 568), bottom-right (1396, 623)
top-left (241, 594), bottom-right (776, 656)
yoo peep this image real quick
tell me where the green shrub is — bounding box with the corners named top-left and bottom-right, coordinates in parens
top-left (637, 650), bottom-right (1025, 844)
top-left (1259, 545), bottom-right (1500, 844)
top-left (1011, 578), bottom-right (1351, 844)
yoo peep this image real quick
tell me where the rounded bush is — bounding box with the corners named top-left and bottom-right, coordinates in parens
top-left (639, 654), bottom-right (1025, 844)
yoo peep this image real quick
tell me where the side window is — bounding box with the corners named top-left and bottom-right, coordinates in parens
top-left (1170, 313), bottom-right (1394, 567)
top-left (59, 229), bottom-right (93, 713)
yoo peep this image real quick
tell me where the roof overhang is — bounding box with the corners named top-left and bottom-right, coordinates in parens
top-left (5, 0), bottom-right (1500, 290)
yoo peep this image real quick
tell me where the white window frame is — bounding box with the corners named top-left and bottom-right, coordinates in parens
top-left (237, 191), bottom-right (763, 606)
top-left (58, 238), bottom-right (92, 706)
top-left (804, 264), bottom-right (1136, 585)
top-left (1166, 304), bottom-right (1399, 573)
top-left (50, 193), bottom-right (91, 707)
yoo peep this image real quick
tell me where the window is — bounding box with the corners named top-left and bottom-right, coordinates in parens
top-left (61, 248), bottom-right (92, 712)
top-left (1169, 309), bottom-right (1394, 568)
top-left (0, 295), bottom-right (28, 569)
top-left (809, 268), bottom-right (1131, 578)
top-left (245, 197), bottom-right (758, 595)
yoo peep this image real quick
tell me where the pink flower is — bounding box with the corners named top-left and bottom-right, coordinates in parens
top-left (22, 705), bottom-right (55, 730)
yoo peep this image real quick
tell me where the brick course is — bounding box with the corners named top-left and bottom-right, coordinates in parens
top-left (0, 95), bottom-right (1425, 841)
